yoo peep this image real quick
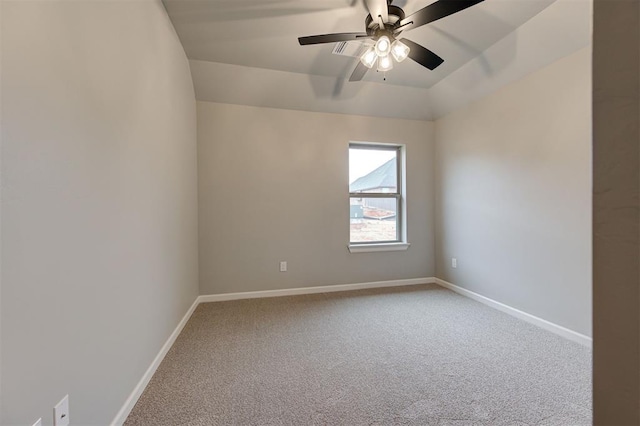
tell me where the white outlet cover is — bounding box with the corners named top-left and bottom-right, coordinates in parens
top-left (32, 419), bottom-right (42, 426)
top-left (53, 395), bottom-right (70, 426)
top-left (452, 258), bottom-right (457, 268)
top-left (279, 261), bottom-right (287, 272)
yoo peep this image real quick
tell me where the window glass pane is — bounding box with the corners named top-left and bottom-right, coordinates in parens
top-left (350, 197), bottom-right (398, 243)
top-left (349, 147), bottom-right (397, 193)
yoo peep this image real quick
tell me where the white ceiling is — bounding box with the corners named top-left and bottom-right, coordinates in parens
top-left (164, 0), bottom-right (592, 120)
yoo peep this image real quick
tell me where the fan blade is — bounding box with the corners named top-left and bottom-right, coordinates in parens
top-left (349, 61), bottom-right (369, 82)
top-left (396, 0), bottom-right (484, 33)
top-left (298, 32), bottom-right (368, 45)
top-left (400, 38), bottom-right (444, 70)
top-left (364, 0), bottom-right (388, 24)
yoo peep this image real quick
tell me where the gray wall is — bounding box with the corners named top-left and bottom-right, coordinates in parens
top-left (434, 47), bottom-right (592, 336)
top-left (1, 1), bottom-right (199, 424)
top-left (198, 102), bottom-right (434, 295)
top-left (592, 0), bottom-right (640, 423)
top-left (0, 0), bottom-right (3, 418)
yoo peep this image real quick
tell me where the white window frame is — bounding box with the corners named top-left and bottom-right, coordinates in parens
top-left (348, 142), bottom-right (410, 253)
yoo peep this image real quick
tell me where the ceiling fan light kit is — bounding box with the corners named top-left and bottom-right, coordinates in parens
top-left (360, 35), bottom-right (406, 71)
top-left (374, 35), bottom-right (392, 56)
top-left (297, 0), bottom-right (485, 82)
top-left (377, 54), bottom-right (394, 72)
top-left (361, 46), bottom-right (378, 68)
top-left (390, 39), bottom-right (410, 62)
top-left (362, 34), bottom-right (409, 72)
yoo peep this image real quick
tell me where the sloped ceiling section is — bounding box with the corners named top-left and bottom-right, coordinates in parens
top-left (165, 0), bottom-right (591, 121)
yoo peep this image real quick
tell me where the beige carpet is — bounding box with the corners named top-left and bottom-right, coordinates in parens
top-left (125, 284), bottom-right (591, 425)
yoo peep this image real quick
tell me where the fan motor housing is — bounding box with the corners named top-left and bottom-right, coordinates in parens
top-left (365, 5), bottom-right (405, 36)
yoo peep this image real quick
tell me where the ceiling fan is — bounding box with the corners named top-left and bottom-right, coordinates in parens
top-left (297, 0), bottom-right (484, 81)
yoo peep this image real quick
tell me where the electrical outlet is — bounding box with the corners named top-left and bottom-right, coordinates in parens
top-left (279, 261), bottom-right (287, 272)
top-left (451, 258), bottom-right (457, 268)
top-left (32, 418), bottom-right (42, 426)
top-left (53, 395), bottom-right (70, 426)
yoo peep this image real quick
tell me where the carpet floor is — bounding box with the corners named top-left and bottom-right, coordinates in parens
top-left (125, 284), bottom-right (591, 425)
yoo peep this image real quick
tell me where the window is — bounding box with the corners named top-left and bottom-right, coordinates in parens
top-left (348, 143), bottom-right (409, 252)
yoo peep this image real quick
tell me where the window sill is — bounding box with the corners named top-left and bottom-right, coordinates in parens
top-left (348, 242), bottom-right (410, 253)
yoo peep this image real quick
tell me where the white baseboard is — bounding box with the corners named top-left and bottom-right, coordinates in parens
top-left (112, 276), bottom-right (590, 424)
top-left (110, 297), bottom-right (200, 426)
top-left (434, 278), bottom-right (592, 348)
top-left (197, 277), bottom-right (435, 303)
